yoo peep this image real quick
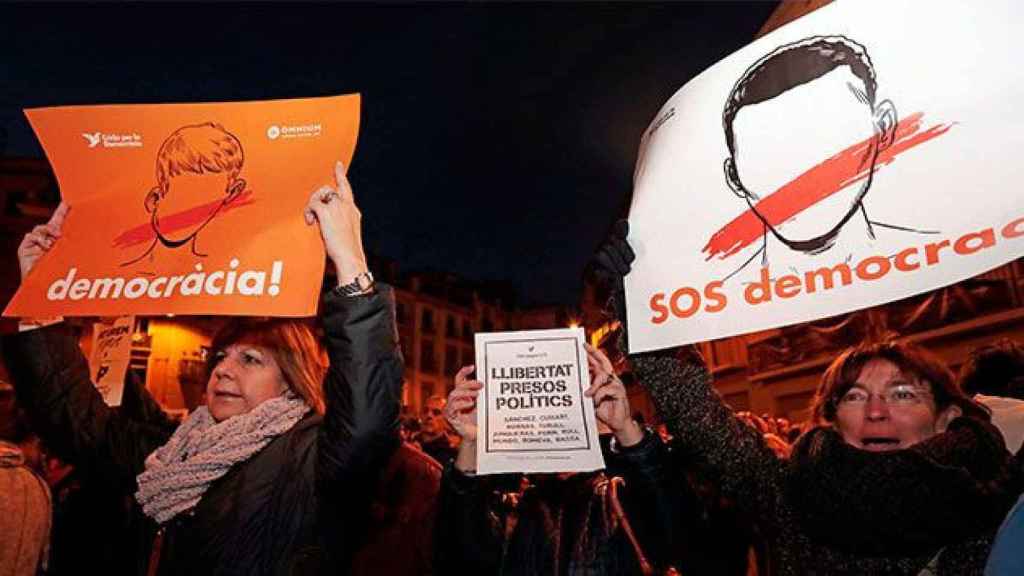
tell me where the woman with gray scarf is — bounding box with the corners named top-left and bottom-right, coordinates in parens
top-left (3, 161), bottom-right (403, 575)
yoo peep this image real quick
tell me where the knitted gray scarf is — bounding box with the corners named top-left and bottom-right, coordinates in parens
top-left (135, 392), bottom-right (310, 523)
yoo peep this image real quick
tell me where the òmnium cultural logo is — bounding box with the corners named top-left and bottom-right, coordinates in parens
top-left (266, 123), bottom-right (322, 141)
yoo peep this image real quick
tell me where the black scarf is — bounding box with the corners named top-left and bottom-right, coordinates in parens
top-left (786, 417), bottom-right (1022, 557)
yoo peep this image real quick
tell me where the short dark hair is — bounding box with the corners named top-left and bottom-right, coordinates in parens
top-left (958, 339), bottom-right (1024, 399)
top-left (810, 341), bottom-right (989, 424)
top-left (723, 35), bottom-right (877, 155)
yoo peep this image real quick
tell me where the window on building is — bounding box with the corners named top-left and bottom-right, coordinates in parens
top-left (445, 344), bottom-right (458, 376)
top-left (446, 315), bottom-right (458, 338)
top-left (395, 301), bottom-right (407, 325)
top-left (708, 338), bottom-right (748, 370)
top-left (422, 308), bottom-right (435, 333)
top-left (400, 338), bottom-right (413, 368)
top-left (777, 391), bottom-right (815, 424)
top-left (463, 322), bottom-right (474, 342)
top-left (420, 339), bottom-right (437, 372)
top-left (421, 380), bottom-right (437, 402)
top-left (722, 391), bottom-right (750, 412)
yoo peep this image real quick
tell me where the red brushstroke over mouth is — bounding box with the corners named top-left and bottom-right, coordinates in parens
top-left (702, 113), bottom-right (954, 261)
top-left (113, 190), bottom-right (255, 249)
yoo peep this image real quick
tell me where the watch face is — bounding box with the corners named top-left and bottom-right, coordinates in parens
top-left (357, 272), bottom-right (374, 290)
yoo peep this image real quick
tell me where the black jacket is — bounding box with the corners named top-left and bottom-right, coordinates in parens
top-left (45, 367), bottom-right (178, 576)
top-left (351, 442), bottom-right (442, 576)
top-left (633, 349), bottom-right (1024, 576)
top-left (1, 287), bottom-right (403, 576)
top-left (434, 431), bottom-right (685, 576)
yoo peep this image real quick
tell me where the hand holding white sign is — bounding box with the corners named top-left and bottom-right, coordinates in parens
top-left (446, 365), bottom-right (484, 473)
top-left (583, 343), bottom-right (643, 448)
top-left (473, 328), bottom-right (605, 474)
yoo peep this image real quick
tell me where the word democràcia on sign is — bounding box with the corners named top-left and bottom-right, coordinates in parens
top-left (45, 259), bottom-right (285, 302)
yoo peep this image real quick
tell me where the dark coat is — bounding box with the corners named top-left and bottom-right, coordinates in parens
top-left (350, 442), bottom-right (442, 576)
top-left (632, 349), bottom-right (1023, 576)
top-left (44, 368), bottom-right (177, 576)
top-left (1, 287), bottom-right (404, 576)
top-left (434, 431), bottom-right (685, 576)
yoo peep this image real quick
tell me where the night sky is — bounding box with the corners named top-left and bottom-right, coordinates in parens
top-left (0, 2), bottom-right (776, 306)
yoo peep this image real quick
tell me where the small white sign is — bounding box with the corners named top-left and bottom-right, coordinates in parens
top-left (88, 315), bottom-right (135, 407)
top-left (474, 328), bottom-right (605, 475)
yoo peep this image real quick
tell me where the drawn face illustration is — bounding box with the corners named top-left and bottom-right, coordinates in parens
top-left (150, 171), bottom-right (243, 246)
top-left (721, 37), bottom-right (899, 255)
top-left (731, 67), bottom-right (883, 245)
top-left (120, 122), bottom-right (247, 265)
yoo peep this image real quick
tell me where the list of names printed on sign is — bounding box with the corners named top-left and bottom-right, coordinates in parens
top-left (475, 328), bottom-right (604, 475)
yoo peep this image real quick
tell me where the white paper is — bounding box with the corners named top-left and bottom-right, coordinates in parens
top-left (474, 328), bottom-right (605, 475)
top-left (88, 315), bottom-right (135, 406)
top-left (625, 0), bottom-right (1024, 352)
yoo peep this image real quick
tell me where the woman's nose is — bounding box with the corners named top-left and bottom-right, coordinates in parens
top-left (213, 356), bottom-right (237, 379)
top-left (865, 394), bottom-right (890, 421)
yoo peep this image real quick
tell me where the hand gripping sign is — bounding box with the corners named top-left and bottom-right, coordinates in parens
top-left (625, 0), bottom-right (1024, 352)
top-left (5, 94), bottom-right (360, 317)
top-left (475, 328), bottom-right (605, 475)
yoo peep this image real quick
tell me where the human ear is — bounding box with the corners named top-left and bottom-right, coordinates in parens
top-left (934, 404), bottom-right (963, 433)
top-left (873, 99), bottom-right (898, 152)
top-left (144, 187), bottom-right (161, 213)
top-left (723, 157), bottom-right (753, 200)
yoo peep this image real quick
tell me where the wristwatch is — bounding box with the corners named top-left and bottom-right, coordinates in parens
top-left (333, 271), bottom-right (375, 297)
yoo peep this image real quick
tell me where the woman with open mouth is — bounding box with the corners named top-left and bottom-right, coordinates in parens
top-left (593, 226), bottom-right (1024, 575)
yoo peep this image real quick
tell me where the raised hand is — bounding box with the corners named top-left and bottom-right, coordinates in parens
top-left (590, 219), bottom-right (635, 350)
top-left (304, 161), bottom-right (369, 286)
top-left (446, 365), bottom-right (484, 472)
top-left (446, 365), bottom-right (483, 443)
top-left (584, 342), bottom-right (643, 447)
top-left (18, 202), bottom-right (70, 281)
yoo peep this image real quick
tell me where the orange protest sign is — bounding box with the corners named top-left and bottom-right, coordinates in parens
top-left (4, 94), bottom-right (360, 318)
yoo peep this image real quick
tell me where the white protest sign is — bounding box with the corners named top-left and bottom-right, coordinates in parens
top-left (88, 315), bottom-right (135, 406)
top-left (474, 328), bottom-right (605, 475)
top-left (625, 0), bottom-right (1024, 353)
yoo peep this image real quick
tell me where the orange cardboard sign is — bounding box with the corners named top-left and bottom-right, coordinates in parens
top-left (4, 94), bottom-right (360, 318)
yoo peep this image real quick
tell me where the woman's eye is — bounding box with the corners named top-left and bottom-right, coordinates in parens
top-left (213, 351), bottom-right (227, 363)
top-left (242, 352), bottom-right (262, 365)
top-left (893, 388), bottom-right (917, 401)
top-left (841, 391), bottom-right (867, 403)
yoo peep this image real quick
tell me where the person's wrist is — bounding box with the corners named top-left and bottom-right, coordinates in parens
top-left (455, 440), bottom-right (477, 473)
top-left (334, 260), bottom-right (369, 286)
top-left (332, 263), bottom-right (374, 297)
top-left (613, 419), bottom-right (644, 448)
